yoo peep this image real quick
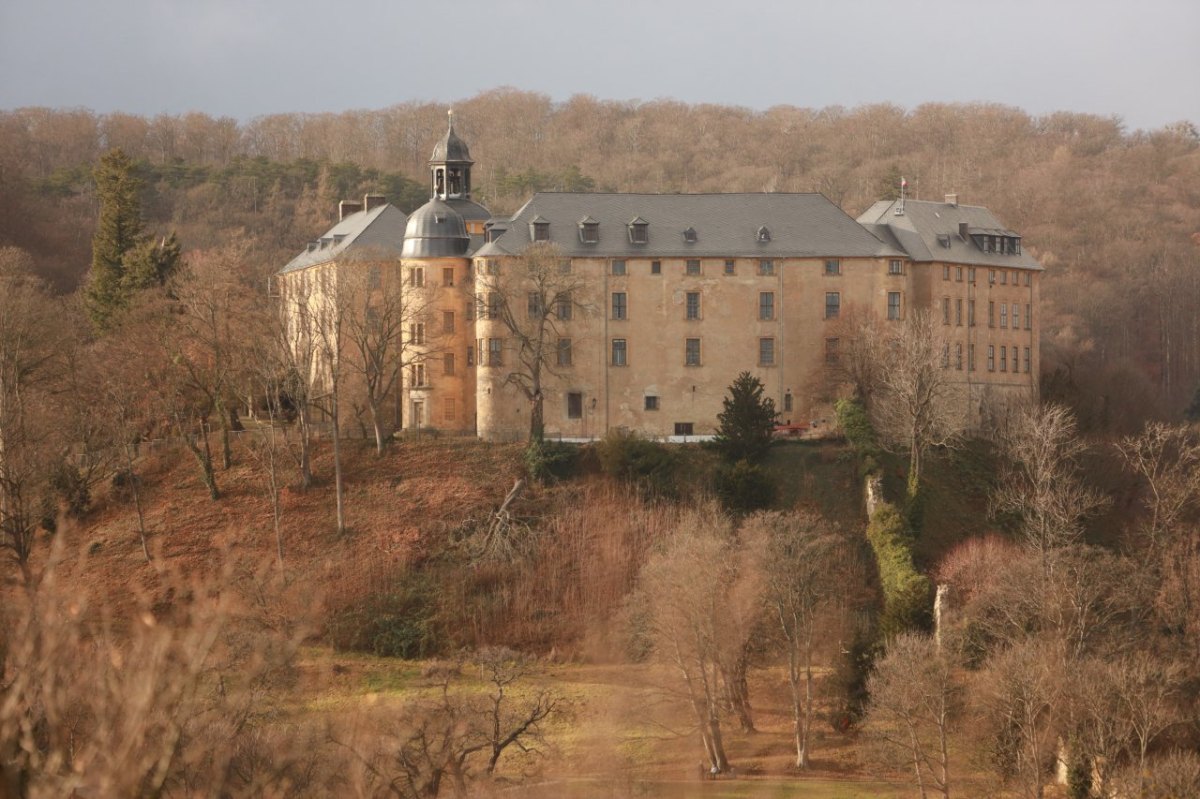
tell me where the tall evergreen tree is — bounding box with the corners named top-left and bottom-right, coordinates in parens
top-left (712, 371), bottom-right (778, 463)
top-left (85, 150), bottom-right (181, 330)
top-left (86, 149), bottom-right (144, 330)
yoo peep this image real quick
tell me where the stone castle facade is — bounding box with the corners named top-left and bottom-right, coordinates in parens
top-left (278, 114), bottom-right (1041, 441)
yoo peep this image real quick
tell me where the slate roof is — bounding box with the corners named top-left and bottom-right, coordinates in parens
top-left (857, 199), bottom-right (1042, 270)
top-left (280, 204), bottom-right (409, 273)
top-left (474, 193), bottom-right (905, 260)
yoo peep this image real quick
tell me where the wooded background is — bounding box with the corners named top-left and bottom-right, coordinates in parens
top-left (2, 89), bottom-right (1197, 422)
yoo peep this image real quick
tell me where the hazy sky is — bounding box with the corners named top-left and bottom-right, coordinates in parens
top-left (2, 0), bottom-right (1196, 131)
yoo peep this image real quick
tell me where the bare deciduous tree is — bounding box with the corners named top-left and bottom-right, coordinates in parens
top-left (478, 242), bottom-right (586, 441)
top-left (990, 403), bottom-right (1108, 562)
top-left (869, 310), bottom-right (963, 495)
top-left (632, 504), bottom-right (756, 774)
top-left (865, 633), bottom-right (958, 799)
top-left (742, 510), bottom-right (860, 769)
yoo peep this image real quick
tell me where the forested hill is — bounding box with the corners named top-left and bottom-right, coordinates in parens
top-left (2, 90), bottom-right (1199, 419)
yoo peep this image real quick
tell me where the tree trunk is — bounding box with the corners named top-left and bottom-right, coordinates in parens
top-left (331, 395), bottom-right (346, 536)
top-left (124, 443), bottom-right (151, 563)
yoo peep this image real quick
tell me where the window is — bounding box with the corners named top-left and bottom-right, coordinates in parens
top-left (988, 301), bottom-right (995, 328)
top-left (611, 338), bottom-right (627, 366)
top-left (366, 307), bottom-right (380, 331)
top-left (557, 337), bottom-right (572, 367)
top-left (1000, 304), bottom-right (1008, 329)
top-left (485, 259), bottom-right (498, 276)
top-left (442, 267), bottom-right (454, 287)
top-left (969, 343), bottom-right (976, 371)
top-left (956, 266), bottom-right (963, 282)
top-left (683, 227), bottom-right (697, 244)
top-left (1011, 303), bottom-right (1019, 330)
top-left (825, 292), bottom-right (840, 319)
top-left (1024, 347), bottom-right (1032, 373)
top-left (410, 363), bottom-right (426, 387)
top-left (487, 292), bottom-right (500, 320)
top-left (942, 297), bottom-right (951, 325)
top-left (1025, 304), bottom-right (1032, 330)
top-left (758, 259), bottom-right (775, 276)
top-left (611, 259), bottom-right (626, 276)
top-left (784, 392), bottom-right (794, 412)
top-left (887, 291), bottom-right (901, 320)
top-left (941, 344), bottom-right (950, 369)
top-left (1000, 270), bottom-right (1008, 285)
top-left (611, 292), bottom-right (627, 320)
top-left (466, 345), bottom-right (475, 366)
top-left (759, 291), bottom-right (775, 321)
top-left (410, 267), bottom-right (425, 287)
top-left (368, 265), bottom-right (382, 289)
top-left (757, 226), bottom-right (771, 242)
top-left (825, 259), bottom-right (841, 276)
top-left (686, 259), bottom-right (701, 276)
top-left (968, 267), bottom-right (976, 284)
top-left (531, 218), bottom-right (550, 242)
top-left (956, 298), bottom-right (963, 326)
top-left (444, 397), bottom-right (456, 423)
top-left (759, 337), bottom-right (776, 366)
top-left (528, 292), bottom-right (544, 319)
top-left (686, 291), bottom-right (701, 320)
top-left (579, 220), bottom-right (599, 244)
top-left (674, 422), bottom-right (694, 436)
top-left (443, 352), bottom-right (455, 376)
top-left (724, 259), bottom-right (736, 276)
top-left (988, 269), bottom-right (996, 285)
top-left (968, 300), bottom-right (976, 326)
top-left (987, 345), bottom-right (995, 372)
top-left (465, 298), bottom-right (474, 321)
top-left (825, 337), bottom-right (839, 364)
top-left (567, 392), bottom-right (583, 419)
top-left (889, 259), bottom-right (904, 275)
top-left (685, 338), bottom-right (701, 366)
top-left (443, 310), bottom-right (455, 334)
top-left (555, 293), bottom-right (572, 320)
top-left (409, 323), bottom-right (426, 345)
top-left (955, 343), bottom-right (963, 370)
top-left (644, 396), bottom-right (659, 411)
top-left (651, 260), bottom-right (662, 275)
top-left (1000, 346), bottom-right (1008, 372)
top-left (628, 218), bottom-right (648, 244)
top-left (1024, 272), bottom-right (1032, 287)
top-left (487, 337), bottom-right (502, 366)
top-left (943, 265), bottom-right (950, 281)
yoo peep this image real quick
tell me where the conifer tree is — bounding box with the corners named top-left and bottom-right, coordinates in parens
top-left (85, 150), bottom-right (182, 330)
top-left (712, 371), bottom-right (778, 463)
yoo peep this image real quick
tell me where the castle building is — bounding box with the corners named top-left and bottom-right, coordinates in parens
top-left (278, 115), bottom-right (1041, 442)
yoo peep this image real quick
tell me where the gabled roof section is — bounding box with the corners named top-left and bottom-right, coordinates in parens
top-left (280, 204), bottom-right (409, 273)
top-left (482, 193), bottom-right (904, 259)
top-left (858, 199), bottom-right (1042, 270)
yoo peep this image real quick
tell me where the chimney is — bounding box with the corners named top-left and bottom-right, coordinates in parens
top-left (958, 222), bottom-right (970, 240)
top-left (945, 193), bottom-right (958, 206)
top-left (363, 193), bottom-right (387, 212)
top-left (338, 200), bottom-right (363, 220)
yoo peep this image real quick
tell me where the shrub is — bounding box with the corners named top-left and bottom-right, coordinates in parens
top-left (596, 429), bottom-right (678, 495)
top-left (835, 398), bottom-right (882, 463)
top-left (711, 372), bottom-right (778, 463)
top-left (714, 459), bottom-right (776, 513)
top-left (866, 503), bottom-right (932, 636)
top-left (326, 576), bottom-right (439, 659)
top-left (523, 438), bottom-right (577, 482)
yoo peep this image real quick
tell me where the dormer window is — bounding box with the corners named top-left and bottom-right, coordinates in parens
top-left (683, 226), bottom-right (698, 244)
top-left (530, 216), bottom-right (550, 242)
top-left (628, 217), bottom-right (649, 245)
top-left (578, 217), bottom-right (599, 244)
top-left (757, 226), bottom-right (771, 243)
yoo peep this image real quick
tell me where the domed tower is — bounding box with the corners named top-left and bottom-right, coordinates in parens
top-left (400, 113), bottom-right (488, 434)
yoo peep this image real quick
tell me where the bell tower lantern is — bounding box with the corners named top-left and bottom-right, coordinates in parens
top-left (430, 109), bottom-right (474, 201)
